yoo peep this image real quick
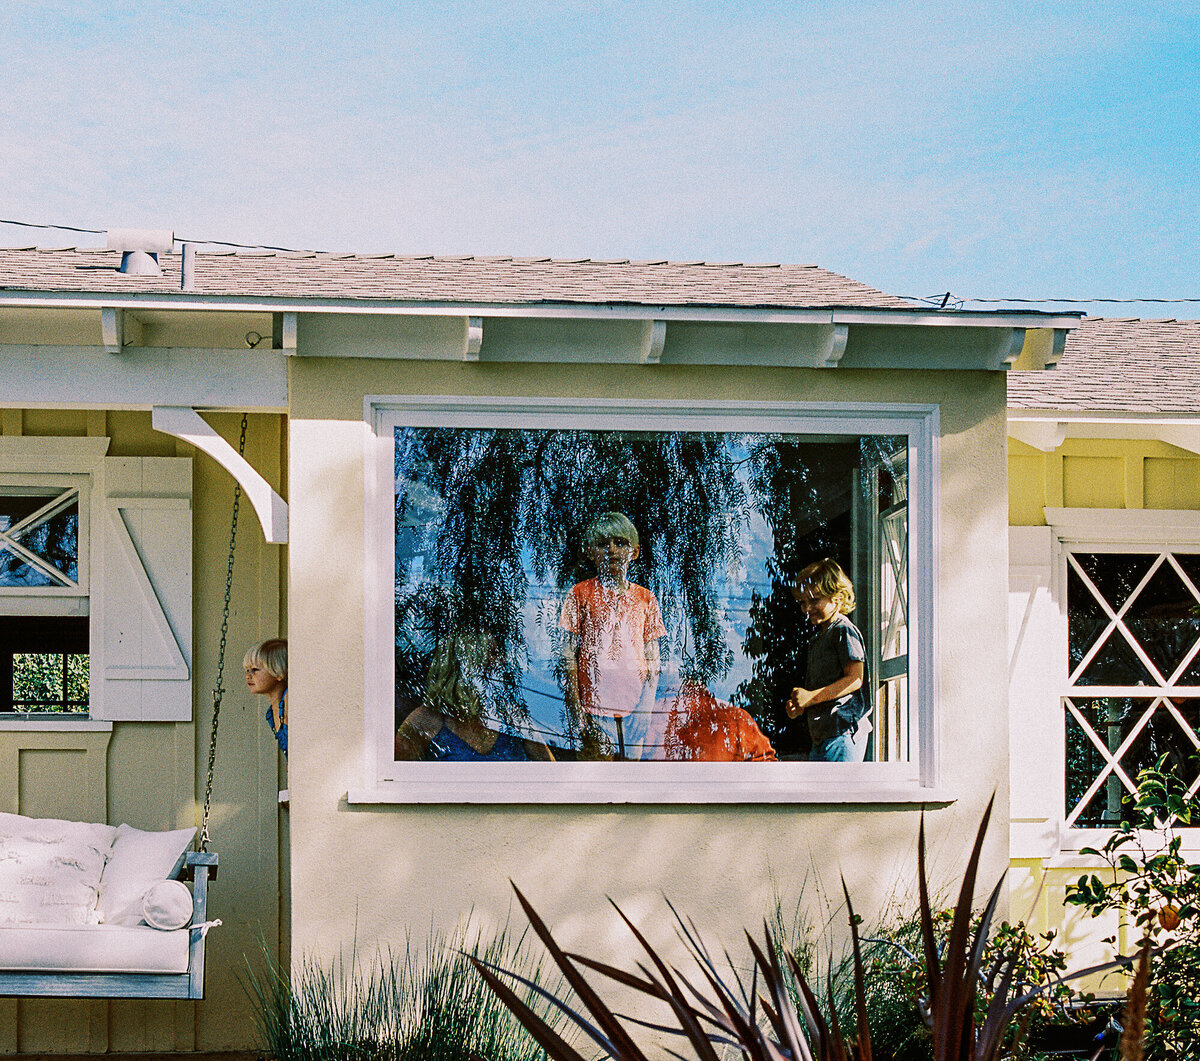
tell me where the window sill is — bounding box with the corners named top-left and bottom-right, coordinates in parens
top-left (348, 780), bottom-right (953, 806)
top-left (0, 717), bottom-right (112, 732)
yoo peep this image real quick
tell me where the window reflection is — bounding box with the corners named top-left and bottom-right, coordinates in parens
top-left (393, 427), bottom-right (908, 763)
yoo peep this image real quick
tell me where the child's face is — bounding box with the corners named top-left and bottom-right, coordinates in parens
top-left (245, 662), bottom-right (285, 697)
top-left (792, 585), bottom-right (839, 627)
top-left (589, 532), bottom-right (639, 582)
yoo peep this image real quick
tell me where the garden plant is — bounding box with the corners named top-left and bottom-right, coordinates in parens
top-left (243, 921), bottom-right (572, 1061)
top-left (1065, 756), bottom-right (1200, 1059)
top-left (474, 796), bottom-right (1124, 1061)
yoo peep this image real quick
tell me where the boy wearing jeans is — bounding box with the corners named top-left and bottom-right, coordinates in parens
top-left (560, 512), bottom-right (665, 760)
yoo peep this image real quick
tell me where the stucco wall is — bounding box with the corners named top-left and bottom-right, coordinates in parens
top-left (286, 355), bottom-right (1011, 976)
top-left (0, 409), bottom-right (287, 1054)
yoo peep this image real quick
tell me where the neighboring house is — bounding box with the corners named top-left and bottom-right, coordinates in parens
top-left (0, 238), bottom-right (1078, 1054)
top-left (1008, 318), bottom-right (1200, 977)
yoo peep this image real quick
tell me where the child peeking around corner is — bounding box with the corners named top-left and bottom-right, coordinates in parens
top-left (560, 512), bottom-right (665, 760)
top-left (246, 638), bottom-right (288, 757)
top-left (787, 560), bottom-right (871, 762)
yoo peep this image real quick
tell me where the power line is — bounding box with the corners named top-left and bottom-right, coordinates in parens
top-left (0, 218), bottom-right (322, 254)
top-left (908, 292), bottom-right (1200, 308)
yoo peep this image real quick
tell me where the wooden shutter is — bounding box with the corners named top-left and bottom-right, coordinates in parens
top-left (92, 457), bottom-right (193, 721)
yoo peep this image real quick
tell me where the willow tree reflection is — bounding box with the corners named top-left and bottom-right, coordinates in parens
top-left (393, 427), bottom-right (905, 756)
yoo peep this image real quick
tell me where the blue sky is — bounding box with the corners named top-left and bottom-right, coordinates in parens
top-left (3, 0), bottom-right (1197, 316)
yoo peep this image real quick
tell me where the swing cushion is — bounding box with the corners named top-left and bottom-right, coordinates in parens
top-left (96, 824), bottom-right (196, 926)
top-left (0, 813), bottom-right (117, 926)
top-left (0, 923), bottom-right (189, 974)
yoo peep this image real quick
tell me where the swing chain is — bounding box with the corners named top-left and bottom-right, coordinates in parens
top-left (199, 413), bottom-right (248, 853)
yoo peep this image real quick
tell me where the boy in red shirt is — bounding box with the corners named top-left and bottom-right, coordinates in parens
top-left (560, 512), bottom-right (665, 760)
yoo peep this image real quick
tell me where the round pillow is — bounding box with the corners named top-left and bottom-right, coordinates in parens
top-left (141, 879), bottom-right (194, 930)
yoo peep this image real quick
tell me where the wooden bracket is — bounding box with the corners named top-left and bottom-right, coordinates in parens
top-left (151, 406), bottom-right (288, 543)
top-left (817, 323), bottom-right (849, 367)
top-left (101, 308), bottom-right (142, 354)
top-left (639, 320), bottom-right (667, 364)
top-left (464, 317), bottom-right (483, 361)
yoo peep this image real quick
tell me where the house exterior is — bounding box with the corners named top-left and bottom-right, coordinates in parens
top-left (1007, 318), bottom-right (1200, 980)
top-left (0, 240), bottom-right (1077, 1053)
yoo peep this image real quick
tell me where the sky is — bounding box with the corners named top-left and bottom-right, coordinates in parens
top-left (2, 0), bottom-right (1197, 317)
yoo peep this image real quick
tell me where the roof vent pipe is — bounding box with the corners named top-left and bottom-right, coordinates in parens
top-left (181, 243), bottom-right (196, 291)
top-left (107, 228), bottom-right (173, 277)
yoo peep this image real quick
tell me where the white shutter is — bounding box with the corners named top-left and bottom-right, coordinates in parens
top-left (92, 457), bottom-right (193, 721)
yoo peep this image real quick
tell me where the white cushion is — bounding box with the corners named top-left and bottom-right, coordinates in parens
top-left (142, 879), bottom-right (193, 930)
top-left (0, 923), bottom-right (189, 973)
top-left (97, 824), bottom-right (195, 926)
top-left (0, 813), bottom-right (117, 926)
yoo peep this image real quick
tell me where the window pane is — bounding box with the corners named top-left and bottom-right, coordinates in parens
top-left (393, 426), bottom-right (907, 764)
top-left (1067, 696), bottom-right (1200, 827)
top-left (13, 652), bottom-right (63, 703)
top-left (0, 491), bottom-right (79, 586)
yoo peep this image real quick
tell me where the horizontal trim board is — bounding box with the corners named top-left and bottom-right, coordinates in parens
top-left (0, 345), bottom-right (287, 410)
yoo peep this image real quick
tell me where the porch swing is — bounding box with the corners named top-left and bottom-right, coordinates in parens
top-left (0, 415), bottom-right (254, 1000)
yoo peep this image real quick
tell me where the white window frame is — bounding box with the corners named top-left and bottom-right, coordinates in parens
top-left (360, 396), bottom-right (941, 804)
top-left (0, 437), bottom-right (193, 728)
top-left (1013, 509), bottom-right (1200, 855)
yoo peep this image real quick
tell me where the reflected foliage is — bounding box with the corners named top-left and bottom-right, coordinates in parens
top-left (394, 427), bottom-right (907, 753)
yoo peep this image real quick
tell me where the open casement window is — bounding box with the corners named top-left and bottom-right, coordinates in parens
top-left (0, 441), bottom-right (192, 723)
top-left (365, 398), bottom-right (939, 803)
top-left (857, 447), bottom-right (909, 763)
top-left (1063, 548), bottom-right (1200, 830)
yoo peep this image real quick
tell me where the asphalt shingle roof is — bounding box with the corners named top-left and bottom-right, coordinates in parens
top-left (0, 247), bottom-right (917, 310)
top-left (1008, 318), bottom-right (1200, 414)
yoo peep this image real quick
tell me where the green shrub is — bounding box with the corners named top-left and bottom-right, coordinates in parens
top-left (245, 921), bottom-right (571, 1061)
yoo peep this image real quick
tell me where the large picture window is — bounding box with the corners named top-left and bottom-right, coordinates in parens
top-left (368, 400), bottom-right (936, 800)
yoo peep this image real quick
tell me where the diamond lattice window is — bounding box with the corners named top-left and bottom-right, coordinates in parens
top-left (0, 488), bottom-right (80, 588)
top-left (1065, 550), bottom-right (1200, 828)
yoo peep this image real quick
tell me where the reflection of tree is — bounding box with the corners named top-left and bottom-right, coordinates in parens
top-left (0, 503), bottom-right (78, 586)
top-left (731, 439), bottom-right (850, 752)
top-left (395, 428), bottom-right (746, 730)
top-left (732, 438), bottom-right (903, 753)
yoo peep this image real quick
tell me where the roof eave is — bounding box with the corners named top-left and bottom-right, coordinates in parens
top-left (0, 288), bottom-right (1083, 329)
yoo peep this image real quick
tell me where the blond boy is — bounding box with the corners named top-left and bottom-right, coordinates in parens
top-left (560, 512), bottom-right (665, 759)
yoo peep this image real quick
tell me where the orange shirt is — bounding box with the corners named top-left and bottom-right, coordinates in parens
top-left (560, 579), bottom-right (666, 717)
top-left (662, 682), bottom-right (777, 762)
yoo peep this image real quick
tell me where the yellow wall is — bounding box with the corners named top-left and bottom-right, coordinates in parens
top-left (1009, 436), bottom-right (1200, 525)
top-left (285, 356), bottom-right (1013, 977)
top-left (0, 409), bottom-right (287, 1053)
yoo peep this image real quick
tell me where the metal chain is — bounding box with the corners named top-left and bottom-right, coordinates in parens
top-left (199, 413), bottom-right (248, 852)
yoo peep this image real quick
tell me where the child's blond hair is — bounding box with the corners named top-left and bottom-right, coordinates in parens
top-left (585, 511), bottom-right (639, 548)
top-left (795, 559), bottom-right (855, 614)
top-left (244, 639), bottom-right (288, 682)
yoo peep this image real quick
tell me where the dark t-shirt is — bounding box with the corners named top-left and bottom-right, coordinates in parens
top-left (803, 614), bottom-right (868, 743)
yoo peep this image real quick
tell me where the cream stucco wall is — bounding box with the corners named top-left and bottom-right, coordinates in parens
top-left (286, 354), bottom-right (1012, 973)
top-left (0, 409), bottom-right (287, 1053)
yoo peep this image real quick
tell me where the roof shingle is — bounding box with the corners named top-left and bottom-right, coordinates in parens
top-left (1008, 318), bottom-right (1200, 414)
top-left (0, 247), bottom-right (916, 310)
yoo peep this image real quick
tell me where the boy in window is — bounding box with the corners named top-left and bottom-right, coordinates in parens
top-left (560, 512), bottom-right (666, 760)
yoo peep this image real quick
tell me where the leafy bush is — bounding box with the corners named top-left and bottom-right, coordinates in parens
top-left (1065, 756), bottom-right (1200, 1059)
top-left (476, 797), bottom-right (1108, 1061)
top-left (244, 921), bottom-right (571, 1061)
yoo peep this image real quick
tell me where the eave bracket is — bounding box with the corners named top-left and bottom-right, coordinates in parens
top-left (152, 406), bottom-right (288, 543)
